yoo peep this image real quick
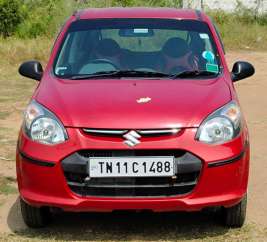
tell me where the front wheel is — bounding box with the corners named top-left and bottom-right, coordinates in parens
top-left (20, 198), bottom-right (51, 228)
top-left (222, 194), bottom-right (247, 227)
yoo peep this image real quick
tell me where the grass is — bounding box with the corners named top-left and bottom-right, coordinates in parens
top-left (0, 38), bottom-right (32, 161)
top-left (0, 37), bottom-right (52, 65)
top-left (208, 11), bottom-right (267, 51)
top-left (0, 212), bottom-right (266, 241)
top-left (0, 176), bottom-right (17, 195)
top-left (220, 23), bottom-right (267, 50)
top-left (0, 214), bottom-right (267, 241)
top-left (0, 111), bottom-right (10, 120)
top-left (0, 126), bottom-right (19, 161)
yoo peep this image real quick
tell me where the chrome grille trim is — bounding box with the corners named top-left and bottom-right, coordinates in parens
top-left (83, 129), bottom-right (128, 135)
top-left (83, 128), bottom-right (181, 136)
top-left (138, 129), bottom-right (180, 135)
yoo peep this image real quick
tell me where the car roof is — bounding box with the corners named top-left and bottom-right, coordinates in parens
top-left (76, 8), bottom-right (203, 21)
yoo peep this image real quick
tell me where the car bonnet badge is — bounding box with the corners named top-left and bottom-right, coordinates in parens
top-left (137, 97), bottom-right (151, 104)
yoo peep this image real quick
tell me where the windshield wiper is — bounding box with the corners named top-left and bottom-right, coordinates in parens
top-left (70, 70), bottom-right (169, 80)
top-left (170, 70), bottom-right (219, 79)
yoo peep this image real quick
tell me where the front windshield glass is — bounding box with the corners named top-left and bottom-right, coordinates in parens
top-left (54, 19), bottom-right (221, 79)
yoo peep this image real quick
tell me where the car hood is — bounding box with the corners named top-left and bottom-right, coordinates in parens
top-left (35, 76), bottom-right (231, 129)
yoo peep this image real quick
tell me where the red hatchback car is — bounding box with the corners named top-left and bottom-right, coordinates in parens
top-left (17, 8), bottom-right (255, 228)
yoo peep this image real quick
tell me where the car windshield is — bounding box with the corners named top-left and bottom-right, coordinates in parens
top-left (54, 19), bottom-right (221, 79)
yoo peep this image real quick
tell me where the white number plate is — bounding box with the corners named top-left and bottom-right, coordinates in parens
top-left (89, 156), bottom-right (175, 178)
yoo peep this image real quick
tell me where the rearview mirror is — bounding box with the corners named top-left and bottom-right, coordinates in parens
top-left (119, 28), bottom-right (154, 37)
top-left (18, 61), bottom-right (43, 81)
top-left (231, 61), bottom-right (255, 82)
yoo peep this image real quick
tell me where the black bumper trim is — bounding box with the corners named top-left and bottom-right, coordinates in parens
top-left (208, 150), bottom-right (245, 168)
top-left (67, 180), bottom-right (197, 189)
top-left (19, 151), bottom-right (55, 167)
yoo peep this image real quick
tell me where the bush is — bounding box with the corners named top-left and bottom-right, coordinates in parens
top-left (209, 2), bottom-right (267, 26)
top-left (0, 0), bottom-right (266, 50)
top-left (16, 0), bottom-right (63, 38)
top-left (0, 0), bottom-right (23, 37)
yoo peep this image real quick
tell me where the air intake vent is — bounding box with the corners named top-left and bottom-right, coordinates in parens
top-left (61, 150), bottom-right (202, 197)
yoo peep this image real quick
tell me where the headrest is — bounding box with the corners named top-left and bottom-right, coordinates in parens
top-left (162, 37), bottom-right (190, 58)
top-left (95, 39), bottom-right (121, 57)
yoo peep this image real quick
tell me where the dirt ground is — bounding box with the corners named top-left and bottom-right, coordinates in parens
top-left (0, 51), bottom-right (266, 241)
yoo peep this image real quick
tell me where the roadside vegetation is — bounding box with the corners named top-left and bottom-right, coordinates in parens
top-left (1, 213), bottom-right (267, 241)
top-left (0, 176), bottom-right (16, 195)
top-left (0, 0), bottom-right (267, 62)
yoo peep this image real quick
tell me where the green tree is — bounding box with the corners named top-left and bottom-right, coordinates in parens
top-left (0, 0), bottom-right (23, 37)
top-left (17, 0), bottom-right (64, 38)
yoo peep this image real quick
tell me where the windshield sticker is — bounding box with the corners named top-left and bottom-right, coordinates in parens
top-left (199, 33), bottom-right (209, 39)
top-left (55, 66), bottom-right (68, 75)
top-left (206, 63), bottom-right (219, 73)
top-left (202, 51), bottom-right (215, 64)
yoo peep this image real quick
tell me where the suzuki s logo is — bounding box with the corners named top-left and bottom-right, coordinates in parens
top-left (123, 130), bottom-right (141, 147)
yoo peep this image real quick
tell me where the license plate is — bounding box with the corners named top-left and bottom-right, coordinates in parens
top-left (89, 156), bottom-right (175, 178)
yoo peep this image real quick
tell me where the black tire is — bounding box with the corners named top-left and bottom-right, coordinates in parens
top-left (222, 194), bottom-right (247, 228)
top-left (20, 198), bottom-right (51, 228)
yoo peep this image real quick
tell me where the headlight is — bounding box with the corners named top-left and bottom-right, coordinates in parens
top-left (23, 100), bottom-right (68, 145)
top-left (196, 101), bottom-right (241, 144)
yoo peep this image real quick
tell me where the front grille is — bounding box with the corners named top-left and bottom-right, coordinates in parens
top-left (61, 150), bottom-right (202, 197)
top-left (82, 128), bottom-right (181, 137)
top-left (78, 149), bottom-right (186, 158)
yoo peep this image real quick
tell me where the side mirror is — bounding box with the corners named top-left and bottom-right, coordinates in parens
top-left (18, 61), bottom-right (43, 81)
top-left (231, 61), bottom-right (255, 82)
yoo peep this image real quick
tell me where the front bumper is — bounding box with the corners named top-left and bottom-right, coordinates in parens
top-left (16, 127), bottom-right (249, 212)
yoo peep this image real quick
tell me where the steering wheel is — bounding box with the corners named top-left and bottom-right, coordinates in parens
top-left (87, 58), bottom-right (120, 70)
